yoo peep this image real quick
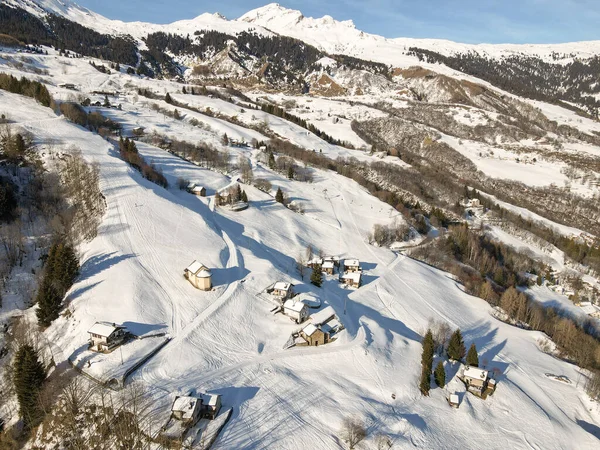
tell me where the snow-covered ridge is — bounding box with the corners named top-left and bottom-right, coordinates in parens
top-left (7, 0), bottom-right (600, 68)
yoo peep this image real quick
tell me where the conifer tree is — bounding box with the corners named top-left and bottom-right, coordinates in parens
top-left (421, 329), bottom-right (434, 374)
top-left (214, 191), bottom-right (221, 206)
top-left (275, 187), bottom-right (284, 204)
top-left (434, 361), bottom-right (446, 388)
top-left (447, 329), bottom-right (466, 361)
top-left (13, 344), bottom-right (46, 429)
top-left (419, 329), bottom-right (434, 395)
top-left (310, 264), bottom-right (323, 287)
top-left (221, 133), bottom-right (229, 146)
top-left (182, 86), bottom-right (187, 94)
top-left (165, 92), bottom-right (173, 104)
top-left (287, 165), bottom-right (294, 180)
top-left (466, 343), bottom-right (479, 367)
top-left (241, 190), bottom-right (248, 203)
top-left (235, 184), bottom-right (242, 202)
top-left (268, 151), bottom-right (275, 169)
top-left (419, 366), bottom-right (431, 396)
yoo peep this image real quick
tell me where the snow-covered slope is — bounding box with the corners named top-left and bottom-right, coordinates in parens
top-left (1, 47), bottom-right (600, 448)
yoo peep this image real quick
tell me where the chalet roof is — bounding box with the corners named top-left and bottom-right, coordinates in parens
top-left (192, 186), bottom-right (205, 193)
top-left (323, 256), bottom-right (340, 262)
top-left (341, 272), bottom-right (362, 283)
top-left (197, 270), bottom-right (211, 278)
top-left (464, 366), bottom-right (488, 381)
top-left (449, 394), bottom-right (460, 404)
top-left (186, 260), bottom-right (209, 275)
top-left (344, 259), bottom-right (360, 267)
top-left (308, 257), bottom-right (323, 265)
top-left (88, 321), bottom-right (124, 337)
top-left (172, 396), bottom-right (199, 420)
top-left (201, 393), bottom-right (221, 407)
top-left (187, 182), bottom-right (197, 189)
top-left (310, 306), bottom-right (336, 326)
top-left (283, 299), bottom-right (307, 313)
top-left (322, 261), bottom-right (335, 269)
top-left (273, 281), bottom-right (291, 292)
top-left (302, 323), bottom-right (319, 337)
top-left (321, 318), bottom-right (342, 334)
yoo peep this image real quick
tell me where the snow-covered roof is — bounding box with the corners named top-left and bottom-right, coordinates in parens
top-left (321, 318), bottom-right (342, 334)
top-left (310, 306), bottom-right (336, 325)
top-left (323, 255), bottom-right (340, 262)
top-left (186, 260), bottom-right (209, 275)
top-left (344, 259), bottom-right (360, 267)
top-left (342, 272), bottom-right (362, 283)
top-left (192, 186), bottom-right (205, 192)
top-left (88, 321), bottom-right (124, 337)
top-left (449, 394), bottom-right (460, 404)
top-left (283, 299), bottom-right (307, 312)
top-left (322, 261), bottom-right (335, 269)
top-left (580, 302), bottom-right (600, 316)
top-left (187, 182), bottom-right (196, 189)
top-left (273, 281), bottom-right (291, 291)
top-left (464, 366), bottom-right (488, 381)
top-left (201, 393), bottom-right (220, 407)
top-left (302, 323), bottom-right (319, 337)
top-left (308, 257), bottom-right (323, 265)
top-left (172, 396), bottom-right (199, 419)
top-left (197, 269), bottom-right (211, 278)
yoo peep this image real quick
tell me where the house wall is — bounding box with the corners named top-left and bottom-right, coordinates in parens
top-left (303, 330), bottom-right (327, 346)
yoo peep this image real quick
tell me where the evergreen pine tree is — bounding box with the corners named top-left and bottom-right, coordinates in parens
top-left (275, 187), bottom-right (284, 204)
top-left (466, 343), bottom-right (479, 367)
top-left (214, 191), bottom-right (221, 206)
top-left (421, 329), bottom-right (434, 373)
top-left (221, 133), bottom-right (229, 146)
top-left (434, 361), bottom-right (446, 388)
top-left (13, 344), bottom-right (46, 429)
top-left (447, 329), bottom-right (466, 361)
top-left (182, 86), bottom-right (187, 94)
top-left (419, 366), bottom-right (431, 396)
top-left (103, 95), bottom-right (110, 107)
top-left (268, 151), bottom-right (275, 169)
top-left (287, 165), bottom-right (294, 180)
top-left (310, 264), bottom-right (323, 287)
top-left (235, 184), bottom-right (242, 202)
top-left (241, 190), bottom-right (248, 203)
top-left (165, 92), bottom-right (172, 104)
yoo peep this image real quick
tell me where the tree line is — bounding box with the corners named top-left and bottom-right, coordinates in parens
top-left (118, 137), bottom-right (168, 188)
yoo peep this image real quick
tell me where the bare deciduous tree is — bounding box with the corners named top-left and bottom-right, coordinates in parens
top-left (340, 416), bottom-right (367, 449)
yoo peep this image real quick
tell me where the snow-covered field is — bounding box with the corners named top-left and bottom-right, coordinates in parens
top-left (2, 43), bottom-right (600, 449)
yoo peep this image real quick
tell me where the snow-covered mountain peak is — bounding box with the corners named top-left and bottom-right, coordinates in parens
top-left (238, 3), bottom-right (356, 31)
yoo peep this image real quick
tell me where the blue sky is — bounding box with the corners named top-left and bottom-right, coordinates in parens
top-left (75, 0), bottom-right (600, 44)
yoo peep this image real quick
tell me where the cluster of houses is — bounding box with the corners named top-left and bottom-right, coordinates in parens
top-left (307, 256), bottom-right (363, 288)
top-left (186, 182), bottom-right (207, 197)
top-left (184, 260), bottom-right (213, 291)
top-left (461, 366), bottom-right (497, 398)
top-left (267, 281), bottom-right (343, 347)
top-left (227, 137), bottom-right (251, 148)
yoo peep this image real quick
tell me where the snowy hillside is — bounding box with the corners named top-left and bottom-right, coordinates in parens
top-left (1, 2), bottom-right (600, 449)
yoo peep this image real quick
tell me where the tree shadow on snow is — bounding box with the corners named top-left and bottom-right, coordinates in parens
top-left (210, 266), bottom-right (250, 287)
top-left (577, 419), bottom-right (600, 441)
top-left (77, 251), bottom-right (135, 282)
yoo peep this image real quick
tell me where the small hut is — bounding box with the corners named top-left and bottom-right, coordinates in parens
top-left (88, 322), bottom-right (128, 352)
top-left (184, 261), bottom-right (212, 291)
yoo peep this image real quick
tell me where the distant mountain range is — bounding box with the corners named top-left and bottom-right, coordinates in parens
top-left (2, 0), bottom-right (600, 114)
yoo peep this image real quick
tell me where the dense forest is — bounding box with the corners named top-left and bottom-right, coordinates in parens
top-left (0, 4), bottom-right (138, 66)
top-left (407, 47), bottom-right (600, 116)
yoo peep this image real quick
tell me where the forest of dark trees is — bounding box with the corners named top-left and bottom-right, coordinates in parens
top-left (407, 47), bottom-right (600, 116)
top-left (0, 5), bottom-right (138, 66)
